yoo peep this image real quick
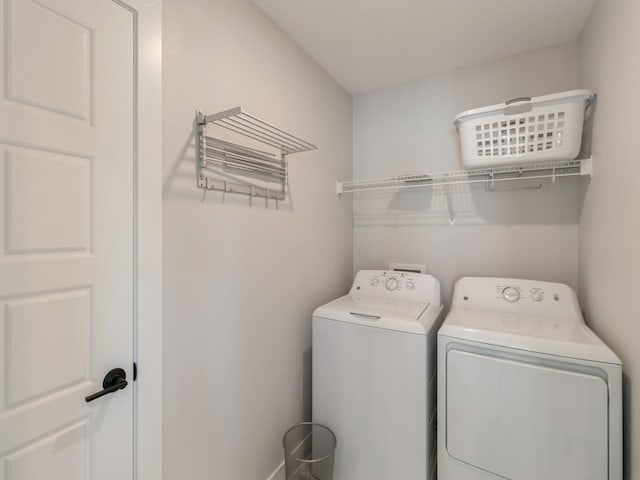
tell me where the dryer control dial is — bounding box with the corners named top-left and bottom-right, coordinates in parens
top-left (385, 278), bottom-right (399, 291)
top-left (531, 290), bottom-right (544, 302)
top-left (502, 286), bottom-right (520, 303)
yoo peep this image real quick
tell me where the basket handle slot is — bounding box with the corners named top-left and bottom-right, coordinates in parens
top-left (503, 96), bottom-right (533, 116)
top-left (505, 96), bottom-right (532, 105)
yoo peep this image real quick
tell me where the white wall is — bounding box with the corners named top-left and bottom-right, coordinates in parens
top-left (162, 1), bottom-right (352, 479)
top-left (579, 2), bottom-right (640, 478)
top-left (353, 43), bottom-right (582, 302)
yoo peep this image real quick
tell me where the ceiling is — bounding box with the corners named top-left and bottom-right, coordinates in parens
top-left (252, 0), bottom-right (597, 95)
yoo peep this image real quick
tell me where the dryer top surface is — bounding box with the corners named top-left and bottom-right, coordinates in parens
top-left (439, 277), bottom-right (621, 364)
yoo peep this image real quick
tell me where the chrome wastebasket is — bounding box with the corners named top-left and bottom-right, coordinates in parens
top-left (283, 422), bottom-right (336, 480)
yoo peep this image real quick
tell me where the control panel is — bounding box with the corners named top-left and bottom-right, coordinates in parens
top-left (451, 277), bottom-right (581, 319)
top-left (350, 270), bottom-right (441, 306)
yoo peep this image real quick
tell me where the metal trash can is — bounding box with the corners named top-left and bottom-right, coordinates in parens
top-left (283, 422), bottom-right (336, 480)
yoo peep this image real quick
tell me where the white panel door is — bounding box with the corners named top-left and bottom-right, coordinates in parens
top-left (446, 349), bottom-right (608, 480)
top-left (0, 0), bottom-right (135, 478)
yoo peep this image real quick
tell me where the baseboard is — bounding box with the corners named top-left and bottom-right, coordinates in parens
top-left (265, 461), bottom-right (285, 480)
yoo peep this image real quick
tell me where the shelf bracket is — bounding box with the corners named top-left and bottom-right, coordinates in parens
top-left (581, 156), bottom-right (594, 177)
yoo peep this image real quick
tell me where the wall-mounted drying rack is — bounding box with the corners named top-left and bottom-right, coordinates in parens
top-left (196, 107), bottom-right (317, 201)
top-left (336, 157), bottom-right (592, 223)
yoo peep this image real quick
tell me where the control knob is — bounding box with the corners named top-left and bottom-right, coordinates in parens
top-left (531, 290), bottom-right (544, 302)
top-left (502, 287), bottom-right (520, 303)
top-left (385, 278), bottom-right (399, 291)
top-left (371, 278), bottom-right (379, 287)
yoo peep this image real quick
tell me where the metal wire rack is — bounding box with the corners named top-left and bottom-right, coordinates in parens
top-left (337, 157), bottom-right (592, 224)
top-left (196, 108), bottom-right (317, 201)
top-left (337, 158), bottom-right (591, 194)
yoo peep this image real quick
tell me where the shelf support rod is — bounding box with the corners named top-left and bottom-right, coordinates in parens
top-left (444, 183), bottom-right (455, 225)
top-left (195, 110), bottom-right (206, 188)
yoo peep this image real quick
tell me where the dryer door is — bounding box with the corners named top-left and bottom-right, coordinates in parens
top-left (446, 348), bottom-right (608, 480)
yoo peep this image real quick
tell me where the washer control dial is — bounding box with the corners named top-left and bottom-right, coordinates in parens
top-left (385, 278), bottom-right (399, 291)
top-left (502, 286), bottom-right (520, 303)
top-left (406, 280), bottom-right (415, 290)
top-left (371, 278), bottom-right (379, 287)
top-left (531, 290), bottom-right (544, 302)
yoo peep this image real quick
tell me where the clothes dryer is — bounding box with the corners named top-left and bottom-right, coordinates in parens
top-left (313, 270), bottom-right (443, 480)
top-left (438, 277), bottom-right (622, 480)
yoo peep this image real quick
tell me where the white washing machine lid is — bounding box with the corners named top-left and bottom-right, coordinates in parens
top-left (313, 294), bottom-right (441, 334)
top-left (439, 307), bottom-right (621, 364)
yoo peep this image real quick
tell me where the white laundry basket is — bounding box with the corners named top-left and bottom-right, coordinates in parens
top-left (454, 89), bottom-right (594, 169)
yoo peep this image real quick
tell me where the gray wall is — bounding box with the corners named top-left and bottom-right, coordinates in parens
top-left (162, 1), bottom-right (353, 478)
top-left (579, 2), bottom-right (640, 478)
top-left (353, 43), bottom-right (582, 302)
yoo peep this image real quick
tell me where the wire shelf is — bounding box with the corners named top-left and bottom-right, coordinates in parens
top-left (337, 158), bottom-right (592, 224)
top-left (337, 158), bottom-right (591, 195)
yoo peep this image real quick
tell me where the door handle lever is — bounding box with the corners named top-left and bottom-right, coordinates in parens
top-left (85, 368), bottom-right (128, 403)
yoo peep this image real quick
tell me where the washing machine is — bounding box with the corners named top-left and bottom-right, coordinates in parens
top-left (313, 270), bottom-right (443, 480)
top-left (438, 277), bottom-right (622, 480)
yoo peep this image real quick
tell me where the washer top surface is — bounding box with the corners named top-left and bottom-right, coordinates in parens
top-left (313, 270), bottom-right (442, 334)
top-left (439, 277), bottom-right (621, 364)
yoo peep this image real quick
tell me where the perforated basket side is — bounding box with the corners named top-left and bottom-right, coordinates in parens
top-left (456, 91), bottom-right (592, 169)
